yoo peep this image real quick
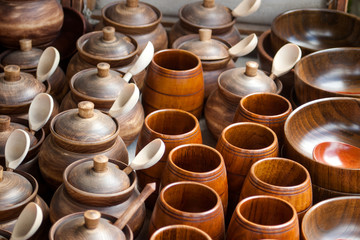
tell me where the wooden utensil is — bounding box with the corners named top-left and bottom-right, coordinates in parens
top-left (232, 0), bottom-right (261, 17)
top-left (36, 47), bottom-right (60, 82)
top-left (28, 93), bottom-right (54, 133)
top-left (5, 129), bottom-right (30, 171)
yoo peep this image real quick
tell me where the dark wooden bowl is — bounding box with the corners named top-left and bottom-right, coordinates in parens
top-left (302, 196), bottom-right (360, 239)
top-left (271, 8), bottom-right (360, 56)
top-left (294, 47), bottom-right (360, 105)
top-left (284, 97), bottom-right (360, 194)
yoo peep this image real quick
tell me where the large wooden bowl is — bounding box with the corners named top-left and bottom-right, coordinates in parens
top-left (294, 47), bottom-right (360, 105)
top-left (302, 196), bottom-right (360, 239)
top-left (284, 97), bottom-right (360, 194)
top-left (271, 9), bottom-right (360, 56)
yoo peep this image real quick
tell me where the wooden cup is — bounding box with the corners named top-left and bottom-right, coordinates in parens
top-left (150, 225), bottom-right (212, 240)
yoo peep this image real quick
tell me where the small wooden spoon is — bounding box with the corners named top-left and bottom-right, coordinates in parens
top-left (123, 138), bottom-right (165, 175)
top-left (36, 47), bottom-right (60, 82)
top-left (5, 129), bottom-right (30, 171)
top-left (108, 83), bottom-right (140, 117)
top-left (232, 0), bottom-right (261, 17)
top-left (28, 93), bottom-right (54, 133)
top-left (10, 202), bottom-right (43, 240)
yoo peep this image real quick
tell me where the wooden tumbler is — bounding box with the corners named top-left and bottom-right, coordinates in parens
top-left (150, 225), bottom-right (211, 240)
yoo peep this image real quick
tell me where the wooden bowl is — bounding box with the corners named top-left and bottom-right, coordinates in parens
top-left (271, 8), bottom-right (360, 56)
top-left (284, 97), bottom-right (360, 194)
top-left (294, 47), bottom-right (360, 105)
top-left (302, 196), bottom-right (360, 239)
top-left (312, 183), bottom-right (360, 204)
top-left (150, 225), bottom-right (212, 240)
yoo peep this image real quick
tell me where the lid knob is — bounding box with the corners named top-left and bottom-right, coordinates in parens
top-left (4, 65), bottom-right (21, 82)
top-left (0, 115), bottom-right (11, 132)
top-left (93, 155), bottom-right (108, 173)
top-left (203, 0), bottom-right (215, 8)
top-left (199, 29), bottom-right (212, 41)
top-left (78, 101), bottom-right (95, 119)
top-left (102, 27), bottom-right (116, 42)
top-left (84, 210), bottom-right (101, 229)
top-left (97, 63), bottom-right (110, 78)
top-left (245, 61), bottom-right (258, 77)
top-left (19, 39), bottom-right (32, 52)
top-left (0, 166), bottom-right (3, 181)
top-left (126, 0), bottom-right (138, 7)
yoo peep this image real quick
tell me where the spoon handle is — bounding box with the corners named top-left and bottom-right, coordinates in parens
top-left (113, 182), bottom-right (156, 230)
top-left (123, 166), bottom-right (132, 175)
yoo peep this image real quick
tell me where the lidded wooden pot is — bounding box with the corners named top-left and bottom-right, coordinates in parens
top-left (60, 63), bottom-right (144, 146)
top-left (38, 101), bottom-right (128, 189)
top-left (205, 61), bottom-right (282, 139)
top-left (50, 155), bottom-right (145, 237)
top-left (66, 27), bottom-right (146, 91)
top-left (101, 0), bottom-right (168, 52)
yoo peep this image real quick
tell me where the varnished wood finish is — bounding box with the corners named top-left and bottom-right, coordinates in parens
top-left (302, 196), bottom-right (360, 239)
top-left (142, 49), bottom-right (204, 118)
top-left (215, 122), bottom-right (279, 222)
top-left (136, 109), bottom-right (202, 208)
top-left (0, 0), bottom-right (64, 48)
top-left (150, 225), bottom-right (212, 240)
top-left (233, 92), bottom-right (292, 147)
top-left (284, 97), bottom-right (360, 194)
top-left (294, 48), bottom-right (360, 105)
top-left (227, 195), bottom-right (299, 240)
top-left (270, 9), bottom-right (360, 56)
top-left (161, 144), bottom-right (228, 214)
top-left (240, 157), bottom-right (312, 222)
top-left (312, 183), bottom-right (360, 204)
top-left (149, 181), bottom-right (225, 240)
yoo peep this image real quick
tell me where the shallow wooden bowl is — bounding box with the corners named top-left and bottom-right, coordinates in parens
top-left (294, 47), bottom-right (360, 105)
top-left (302, 196), bottom-right (360, 239)
top-left (284, 97), bottom-right (360, 193)
top-left (271, 8), bottom-right (360, 56)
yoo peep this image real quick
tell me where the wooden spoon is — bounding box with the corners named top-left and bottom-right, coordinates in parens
top-left (10, 202), bottom-right (43, 240)
top-left (269, 43), bottom-right (302, 80)
top-left (108, 83), bottom-right (140, 117)
top-left (313, 141), bottom-right (360, 169)
top-left (232, 0), bottom-right (261, 17)
top-left (123, 138), bottom-right (165, 175)
top-left (5, 129), bottom-right (30, 171)
top-left (122, 41), bottom-right (154, 82)
top-left (28, 93), bottom-right (54, 133)
top-left (36, 47), bottom-right (60, 82)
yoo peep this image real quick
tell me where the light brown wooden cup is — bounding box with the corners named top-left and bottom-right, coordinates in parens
top-left (240, 157), bottom-right (312, 223)
top-left (227, 195), bottom-right (299, 240)
top-left (141, 49), bottom-right (204, 118)
top-left (149, 181), bottom-right (225, 240)
top-left (161, 143), bottom-right (228, 214)
top-left (136, 109), bottom-right (202, 208)
top-left (150, 225), bottom-right (212, 240)
top-left (215, 122), bottom-right (279, 223)
top-left (233, 92), bottom-right (292, 147)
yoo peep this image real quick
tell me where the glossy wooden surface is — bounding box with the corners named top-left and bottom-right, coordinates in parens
top-left (294, 48), bottom-right (360, 105)
top-left (312, 183), bottom-right (360, 204)
top-left (161, 143), bottom-right (228, 213)
top-left (233, 92), bottom-right (292, 147)
top-left (149, 181), bottom-right (225, 240)
top-left (240, 157), bottom-right (312, 222)
top-left (302, 196), bottom-right (360, 239)
top-left (215, 122), bottom-right (279, 222)
top-left (142, 49), bottom-right (204, 118)
top-left (227, 196), bottom-right (299, 240)
top-left (136, 109), bottom-right (202, 208)
top-left (284, 97), bottom-right (360, 194)
top-left (0, 0), bottom-right (64, 48)
top-left (271, 9), bottom-right (360, 56)
top-left (150, 225), bottom-right (212, 240)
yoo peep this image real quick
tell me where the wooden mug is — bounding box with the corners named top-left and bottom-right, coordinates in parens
top-left (150, 225), bottom-right (212, 240)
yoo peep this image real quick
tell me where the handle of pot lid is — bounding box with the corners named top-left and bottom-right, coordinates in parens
top-left (126, 0), bottom-right (138, 7)
top-left (78, 101), bottom-right (95, 118)
top-left (93, 155), bottom-right (108, 173)
top-left (203, 0), bottom-right (215, 8)
top-left (4, 65), bottom-right (21, 82)
top-left (0, 115), bottom-right (11, 132)
top-left (97, 63), bottom-right (110, 78)
top-left (232, 0), bottom-right (261, 17)
top-left (19, 39), bottom-right (32, 52)
top-left (84, 210), bottom-right (101, 229)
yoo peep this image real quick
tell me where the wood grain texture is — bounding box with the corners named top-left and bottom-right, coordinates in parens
top-left (239, 157), bottom-right (312, 223)
top-left (294, 47), bottom-right (360, 105)
top-left (284, 97), bottom-right (360, 194)
top-left (302, 196), bottom-right (360, 239)
top-left (161, 143), bottom-right (228, 214)
top-left (142, 49), bottom-right (204, 118)
top-left (0, 0), bottom-right (64, 48)
top-left (311, 183), bottom-right (360, 204)
top-left (149, 181), bottom-right (225, 240)
top-left (150, 225), bottom-right (212, 240)
top-left (270, 9), bottom-right (360, 56)
top-left (215, 122), bottom-right (279, 223)
top-left (227, 195), bottom-right (299, 240)
top-left (233, 92), bottom-right (292, 147)
top-left (135, 109), bottom-right (202, 208)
